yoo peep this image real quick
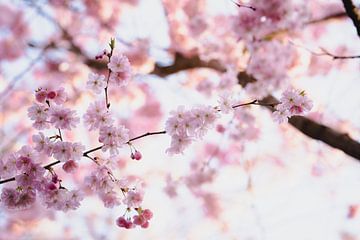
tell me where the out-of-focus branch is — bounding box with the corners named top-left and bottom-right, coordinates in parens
top-left (289, 41), bottom-right (360, 60)
top-left (18, 1), bottom-right (360, 161)
top-left (306, 11), bottom-right (347, 25)
top-left (151, 53), bottom-right (226, 76)
top-left (0, 42), bottom-right (53, 102)
top-left (148, 53), bottom-right (360, 161)
top-left (341, 0), bottom-right (360, 37)
top-left (255, 95), bottom-right (360, 161)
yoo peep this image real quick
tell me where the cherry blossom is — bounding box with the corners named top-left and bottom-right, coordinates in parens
top-left (273, 88), bottom-right (313, 123)
top-left (49, 106), bottom-right (80, 130)
top-left (99, 125), bottom-right (130, 155)
top-left (87, 72), bottom-right (106, 94)
top-left (123, 189), bottom-right (144, 208)
top-left (217, 93), bottom-right (235, 114)
top-left (83, 101), bottom-right (114, 130)
top-left (62, 160), bottom-right (78, 173)
top-left (107, 53), bottom-right (132, 87)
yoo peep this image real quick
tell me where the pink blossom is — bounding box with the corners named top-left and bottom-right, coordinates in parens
top-left (87, 72), bottom-right (106, 94)
top-left (99, 125), bottom-right (129, 155)
top-left (109, 70), bottom-right (132, 87)
top-left (165, 105), bottom-right (219, 154)
top-left (99, 192), bottom-right (120, 208)
top-left (27, 163), bottom-right (45, 179)
top-left (49, 106), bottom-right (79, 130)
top-left (53, 142), bottom-right (72, 162)
top-left (69, 142), bottom-right (85, 161)
top-left (32, 132), bottom-right (51, 153)
top-left (273, 88), bottom-right (313, 123)
top-left (53, 88), bottom-right (67, 105)
top-left (218, 69), bottom-right (238, 90)
top-left (218, 93), bottom-right (234, 114)
top-left (83, 101), bottom-right (114, 130)
top-left (131, 150), bottom-right (142, 161)
top-left (17, 145), bottom-right (38, 161)
top-left (123, 190), bottom-right (144, 208)
top-left (116, 217), bottom-right (134, 229)
top-left (107, 54), bottom-right (132, 87)
top-left (35, 89), bottom-right (48, 103)
top-left (272, 104), bottom-right (290, 123)
top-left (15, 156), bottom-right (32, 171)
top-left (47, 90), bottom-right (56, 99)
top-left (142, 209), bottom-right (153, 220)
top-left (62, 160), bottom-right (78, 173)
top-left (0, 154), bottom-right (17, 179)
top-left (164, 175), bottom-right (178, 198)
top-left (107, 53), bottom-right (131, 73)
top-left (1, 188), bottom-right (18, 209)
top-left (62, 190), bottom-right (83, 211)
top-left (27, 103), bottom-right (49, 129)
top-left (1, 188), bottom-right (36, 210)
top-left (196, 79), bottom-right (214, 96)
top-left (15, 173), bottom-right (35, 187)
top-left (166, 134), bottom-right (192, 155)
top-left (40, 187), bottom-right (82, 212)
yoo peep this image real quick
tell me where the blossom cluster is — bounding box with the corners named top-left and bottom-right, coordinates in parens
top-left (107, 53), bottom-right (132, 87)
top-left (116, 208), bottom-right (153, 229)
top-left (165, 105), bottom-right (219, 155)
top-left (99, 125), bottom-right (130, 155)
top-left (245, 40), bottom-right (295, 98)
top-left (273, 88), bottom-right (313, 123)
top-left (33, 132), bottom-right (85, 163)
top-left (233, 0), bottom-right (309, 40)
top-left (28, 88), bottom-right (79, 130)
top-left (0, 146), bottom-right (83, 211)
top-left (84, 165), bottom-right (121, 208)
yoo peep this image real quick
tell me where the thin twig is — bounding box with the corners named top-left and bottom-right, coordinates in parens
top-left (231, 0), bottom-right (256, 11)
top-left (0, 100), bottom-right (266, 185)
top-left (0, 45), bottom-right (50, 102)
top-left (289, 40), bottom-right (360, 60)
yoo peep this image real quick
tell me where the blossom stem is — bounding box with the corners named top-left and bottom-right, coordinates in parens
top-left (0, 100), bottom-right (272, 185)
top-left (104, 47), bottom-right (114, 109)
top-left (232, 99), bottom-right (277, 109)
top-left (58, 128), bottom-right (63, 141)
top-left (127, 131), bottom-right (167, 143)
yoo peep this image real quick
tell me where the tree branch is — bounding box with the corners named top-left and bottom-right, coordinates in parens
top-left (341, 0), bottom-right (360, 37)
top-left (151, 53), bottom-right (360, 161)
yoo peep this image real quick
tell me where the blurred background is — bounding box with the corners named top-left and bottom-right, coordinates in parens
top-left (0, 0), bottom-right (360, 239)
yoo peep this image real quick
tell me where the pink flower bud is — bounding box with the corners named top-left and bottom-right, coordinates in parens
top-left (133, 150), bottom-right (142, 161)
top-left (47, 182), bottom-right (57, 191)
top-left (47, 91), bottom-right (57, 99)
top-left (51, 175), bottom-right (59, 183)
top-left (142, 209), bottom-right (153, 220)
top-left (116, 217), bottom-right (134, 229)
top-left (35, 90), bottom-right (48, 103)
top-left (216, 124), bottom-right (226, 133)
top-left (141, 221), bottom-right (149, 228)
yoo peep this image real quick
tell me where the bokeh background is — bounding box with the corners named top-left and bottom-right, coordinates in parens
top-left (0, 0), bottom-right (360, 239)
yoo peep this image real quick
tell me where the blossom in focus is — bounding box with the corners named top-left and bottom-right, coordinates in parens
top-left (99, 125), bottom-right (130, 155)
top-left (107, 53), bottom-right (132, 87)
top-left (83, 101), bottom-right (114, 131)
top-left (273, 88), bottom-right (313, 123)
top-left (49, 106), bottom-right (80, 130)
top-left (218, 93), bottom-right (235, 114)
top-left (87, 72), bottom-right (106, 94)
top-left (165, 105), bottom-right (219, 155)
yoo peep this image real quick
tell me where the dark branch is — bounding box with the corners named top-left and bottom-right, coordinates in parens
top-left (150, 53), bottom-right (226, 77)
top-left (237, 73), bottom-right (360, 161)
top-left (341, 0), bottom-right (360, 37)
top-left (151, 53), bottom-right (360, 161)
